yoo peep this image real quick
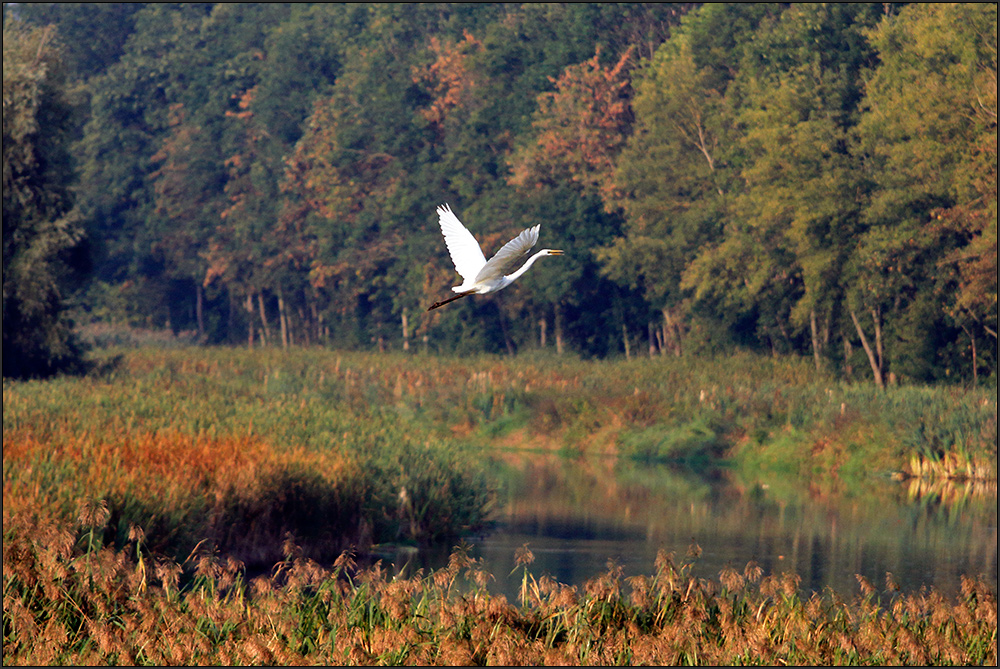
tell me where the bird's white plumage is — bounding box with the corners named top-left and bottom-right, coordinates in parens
top-left (430, 203), bottom-right (562, 310)
top-left (437, 204), bottom-right (486, 284)
top-left (474, 224), bottom-right (539, 285)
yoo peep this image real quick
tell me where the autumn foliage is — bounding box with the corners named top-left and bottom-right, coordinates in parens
top-left (509, 46), bottom-right (633, 203)
top-left (7, 3), bottom-right (997, 378)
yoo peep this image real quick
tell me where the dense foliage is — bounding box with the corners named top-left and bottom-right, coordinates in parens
top-left (5, 3), bottom-right (996, 383)
top-left (2, 22), bottom-right (87, 378)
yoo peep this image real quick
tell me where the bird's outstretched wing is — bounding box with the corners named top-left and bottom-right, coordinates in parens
top-left (437, 204), bottom-right (486, 283)
top-left (475, 225), bottom-right (539, 283)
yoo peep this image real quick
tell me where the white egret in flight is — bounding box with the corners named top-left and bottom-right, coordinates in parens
top-left (428, 204), bottom-right (563, 311)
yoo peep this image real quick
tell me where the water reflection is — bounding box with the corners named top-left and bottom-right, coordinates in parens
top-left (385, 450), bottom-right (997, 603)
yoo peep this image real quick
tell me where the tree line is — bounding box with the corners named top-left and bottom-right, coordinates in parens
top-left (3, 3), bottom-right (996, 384)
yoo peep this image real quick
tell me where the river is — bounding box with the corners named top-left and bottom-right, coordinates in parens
top-left (381, 449), bottom-right (997, 603)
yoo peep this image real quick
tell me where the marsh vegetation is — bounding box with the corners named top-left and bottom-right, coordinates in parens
top-left (3, 347), bottom-right (996, 664)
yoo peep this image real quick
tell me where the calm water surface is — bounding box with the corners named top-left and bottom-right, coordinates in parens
top-left (385, 450), bottom-right (997, 602)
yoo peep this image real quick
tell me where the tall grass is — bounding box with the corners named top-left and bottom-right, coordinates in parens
top-left (3, 348), bottom-right (498, 566)
top-left (4, 347), bottom-right (994, 566)
top-left (4, 347), bottom-right (995, 665)
top-left (3, 513), bottom-right (996, 666)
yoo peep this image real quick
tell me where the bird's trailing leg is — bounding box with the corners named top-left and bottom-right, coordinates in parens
top-left (428, 289), bottom-right (476, 311)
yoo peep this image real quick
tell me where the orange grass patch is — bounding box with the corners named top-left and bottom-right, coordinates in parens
top-left (4, 427), bottom-right (362, 564)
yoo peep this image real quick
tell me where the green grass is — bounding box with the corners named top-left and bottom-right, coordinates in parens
top-left (5, 346), bottom-right (994, 567)
top-left (4, 345), bottom-right (996, 665)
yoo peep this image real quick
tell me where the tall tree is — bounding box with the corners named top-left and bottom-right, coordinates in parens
top-left (3, 23), bottom-right (86, 378)
top-left (607, 4), bottom-right (778, 353)
top-left (75, 4), bottom-right (214, 328)
top-left (689, 4), bottom-right (882, 369)
top-left (854, 2), bottom-right (998, 382)
top-left (508, 48), bottom-right (637, 354)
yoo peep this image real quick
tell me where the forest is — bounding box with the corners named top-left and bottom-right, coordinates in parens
top-left (4, 2), bottom-right (997, 384)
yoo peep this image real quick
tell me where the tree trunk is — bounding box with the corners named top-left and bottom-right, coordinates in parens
top-left (810, 309), bottom-right (822, 372)
top-left (842, 335), bottom-right (853, 378)
top-left (555, 304), bottom-right (564, 355)
top-left (872, 308), bottom-right (883, 373)
top-left (663, 308), bottom-right (682, 356)
top-left (312, 300), bottom-right (322, 344)
top-left (539, 316), bottom-right (547, 348)
top-left (195, 283), bottom-right (205, 342)
top-left (850, 309), bottom-right (884, 389)
top-left (622, 323), bottom-right (631, 360)
top-left (972, 329), bottom-right (978, 385)
top-left (245, 293), bottom-right (255, 348)
top-left (257, 293), bottom-right (271, 346)
top-left (648, 322), bottom-right (657, 357)
top-left (297, 304), bottom-right (310, 345)
top-left (277, 290), bottom-right (289, 349)
top-left (402, 309), bottom-right (410, 351)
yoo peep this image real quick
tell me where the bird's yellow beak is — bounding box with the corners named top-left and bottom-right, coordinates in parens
top-left (549, 249), bottom-right (564, 255)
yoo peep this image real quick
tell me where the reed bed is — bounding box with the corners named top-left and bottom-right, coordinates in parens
top-left (3, 511), bottom-right (996, 666)
top-left (4, 347), bottom-right (995, 665)
top-left (4, 347), bottom-right (994, 563)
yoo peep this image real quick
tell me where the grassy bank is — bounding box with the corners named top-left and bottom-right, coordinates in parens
top-left (4, 347), bottom-right (995, 566)
top-left (3, 348), bottom-right (500, 566)
top-left (4, 347), bottom-right (996, 665)
top-left (3, 513), bottom-right (995, 666)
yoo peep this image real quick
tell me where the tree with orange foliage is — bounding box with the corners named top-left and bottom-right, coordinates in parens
top-left (508, 46), bottom-right (633, 204)
top-left (412, 32), bottom-right (483, 135)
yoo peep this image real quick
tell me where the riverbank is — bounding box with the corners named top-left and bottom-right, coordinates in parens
top-left (4, 347), bottom-right (995, 567)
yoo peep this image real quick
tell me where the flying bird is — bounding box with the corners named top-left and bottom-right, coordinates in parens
top-left (428, 204), bottom-right (563, 311)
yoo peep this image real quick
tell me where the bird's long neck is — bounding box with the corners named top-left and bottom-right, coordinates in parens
top-left (504, 250), bottom-right (550, 283)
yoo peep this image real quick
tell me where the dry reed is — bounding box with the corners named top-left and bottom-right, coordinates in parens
top-left (3, 512), bottom-right (995, 666)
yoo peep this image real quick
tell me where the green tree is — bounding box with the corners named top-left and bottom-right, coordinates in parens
top-left (75, 4), bottom-right (214, 329)
top-left (3, 23), bottom-right (86, 378)
top-left (606, 4), bottom-right (777, 355)
top-left (10, 2), bottom-right (141, 83)
top-left (854, 2), bottom-right (997, 382)
top-left (688, 4), bottom-right (882, 371)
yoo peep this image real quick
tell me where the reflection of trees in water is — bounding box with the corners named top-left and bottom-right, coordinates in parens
top-left (483, 450), bottom-right (997, 599)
